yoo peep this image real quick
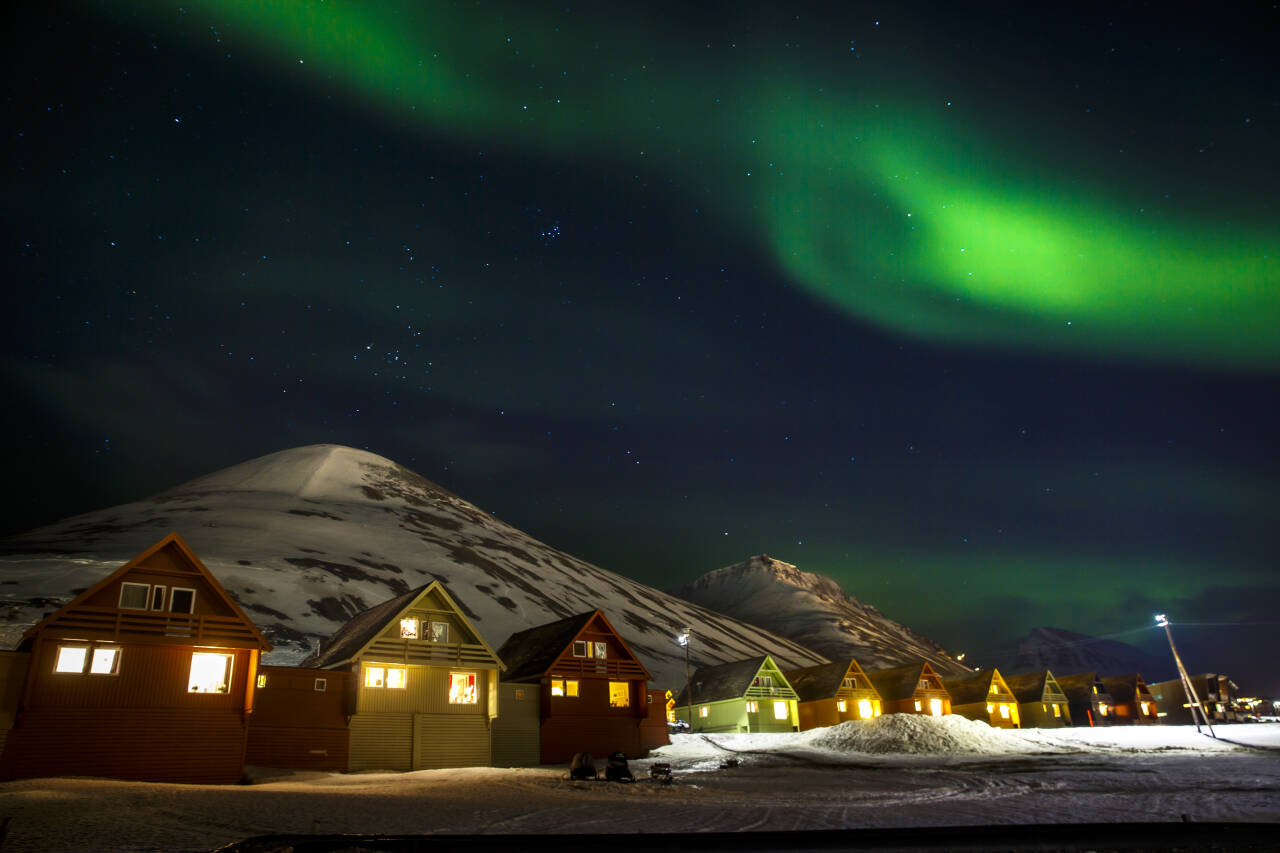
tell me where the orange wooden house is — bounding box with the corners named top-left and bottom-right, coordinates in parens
top-left (0, 532), bottom-right (271, 783)
top-left (785, 657), bottom-right (883, 730)
top-left (942, 668), bottom-right (1021, 728)
top-left (1101, 674), bottom-right (1160, 725)
top-left (866, 661), bottom-right (953, 717)
top-left (496, 610), bottom-right (658, 764)
top-left (246, 664), bottom-right (351, 770)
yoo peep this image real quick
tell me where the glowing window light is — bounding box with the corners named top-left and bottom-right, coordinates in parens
top-left (551, 678), bottom-right (579, 697)
top-left (565, 679), bottom-right (579, 697)
top-left (929, 698), bottom-right (944, 717)
top-left (449, 672), bottom-right (477, 704)
top-left (999, 704), bottom-right (1011, 719)
top-left (608, 681), bottom-right (630, 707)
top-left (1140, 701), bottom-right (1151, 715)
top-left (773, 701), bottom-right (788, 720)
top-left (188, 652), bottom-right (233, 694)
top-left (699, 705), bottom-right (709, 718)
top-left (551, 678), bottom-right (565, 696)
top-left (400, 618), bottom-right (419, 639)
top-left (257, 673), bottom-right (267, 688)
top-left (836, 700), bottom-right (847, 712)
top-left (990, 683), bottom-right (998, 694)
top-left (914, 699), bottom-right (923, 711)
top-left (90, 647), bottom-right (120, 675)
top-left (55, 646), bottom-right (88, 673)
top-left (1053, 703), bottom-right (1062, 717)
top-left (1099, 703), bottom-right (1109, 716)
top-left (858, 699), bottom-right (873, 718)
top-left (385, 667), bottom-right (407, 689)
top-left (365, 666), bottom-right (386, 688)
top-left (746, 700), bottom-right (759, 713)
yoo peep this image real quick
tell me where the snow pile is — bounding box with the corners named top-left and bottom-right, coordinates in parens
top-left (805, 714), bottom-right (1018, 755)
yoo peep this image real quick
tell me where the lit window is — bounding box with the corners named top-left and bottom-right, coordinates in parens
top-left (430, 621), bottom-right (448, 643)
top-left (918, 679), bottom-right (929, 689)
top-left (119, 583), bottom-right (149, 610)
top-left (842, 678), bottom-right (855, 689)
top-left (150, 586), bottom-right (167, 610)
top-left (170, 588), bottom-right (196, 614)
top-left (365, 666), bottom-right (387, 688)
top-left (90, 647), bottom-right (120, 675)
top-left (450, 672), bottom-right (477, 704)
top-left (188, 652), bottom-right (233, 694)
top-left (746, 700), bottom-right (758, 713)
top-left (858, 699), bottom-right (874, 718)
top-left (608, 681), bottom-right (630, 707)
top-left (1099, 703), bottom-right (1109, 716)
top-left (1042, 703), bottom-right (1048, 713)
top-left (1092, 685), bottom-right (1099, 694)
top-left (594, 642), bottom-right (607, 659)
top-left (572, 640), bottom-right (588, 657)
top-left (550, 678), bottom-right (579, 697)
top-left (55, 646), bottom-right (88, 673)
top-left (929, 698), bottom-right (944, 717)
top-left (987, 703), bottom-right (995, 713)
top-left (257, 673), bottom-right (267, 688)
top-left (990, 683), bottom-right (998, 694)
top-left (999, 704), bottom-right (1010, 719)
top-left (773, 701), bottom-right (788, 720)
top-left (699, 706), bottom-right (709, 718)
top-left (754, 675), bottom-right (773, 688)
top-left (400, 618), bottom-right (419, 639)
top-left (1140, 701), bottom-right (1150, 715)
top-left (836, 700), bottom-right (847, 712)
top-left (1053, 703), bottom-right (1062, 717)
top-left (914, 700), bottom-right (923, 712)
top-left (385, 667), bottom-right (407, 689)
top-left (873, 700), bottom-right (881, 716)
top-left (314, 678), bottom-right (327, 692)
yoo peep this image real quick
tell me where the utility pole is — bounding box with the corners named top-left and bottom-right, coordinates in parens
top-left (1155, 614), bottom-right (1215, 738)
top-left (678, 628), bottom-right (693, 733)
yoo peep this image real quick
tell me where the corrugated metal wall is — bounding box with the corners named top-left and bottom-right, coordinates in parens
top-left (414, 713), bottom-right (489, 769)
top-left (349, 712), bottom-right (413, 771)
top-left (491, 683), bottom-right (540, 766)
top-left (356, 666), bottom-right (490, 716)
top-left (0, 706), bottom-right (247, 783)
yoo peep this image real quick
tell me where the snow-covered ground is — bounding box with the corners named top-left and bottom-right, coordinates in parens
top-left (1, 719), bottom-right (1277, 852)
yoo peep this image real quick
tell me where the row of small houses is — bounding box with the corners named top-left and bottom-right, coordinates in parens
top-left (0, 533), bottom-right (1223, 785)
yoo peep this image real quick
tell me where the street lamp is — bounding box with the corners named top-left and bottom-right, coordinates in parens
top-left (1155, 613), bottom-right (1214, 738)
top-left (677, 629), bottom-right (692, 733)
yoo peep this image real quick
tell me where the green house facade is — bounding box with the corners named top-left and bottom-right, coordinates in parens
top-left (673, 655), bottom-right (799, 733)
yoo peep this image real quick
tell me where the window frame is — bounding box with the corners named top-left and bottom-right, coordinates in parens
top-left (188, 651), bottom-right (234, 694)
top-left (119, 582), bottom-right (150, 610)
top-left (89, 646), bottom-right (121, 675)
top-left (593, 641), bottom-right (607, 660)
top-left (772, 701), bottom-right (788, 720)
top-left (399, 617), bottom-right (420, 639)
top-left (314, 678), bottom-right (328, 692)
top-left (449, 671), bottom-right (478, 704)
top-left (54, 645), bottom-right (90, 674)
top-left (429, 620), bottom-right (449, 643)
top-left (607, 681), bottom-right (631, 708)
top-left (572, 640), bottom-right (588, 658)
top-left (549, 677), bottom-right (580, 697)
top-left (170, 587), bottom-right (196, 614)
top-left (150, 585), bottom-right (167, 611)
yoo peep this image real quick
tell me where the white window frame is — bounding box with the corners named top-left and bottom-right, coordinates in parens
top-left (572, 640), bottom-right (588, 657)
top-left (188, 652), bottom-right (234, 694)
top-left (314, 678), bottom-right (327, 692)
top-left (745, 700), bottom-right (759, 713)
top-left (170, 587), bottom-right (196, 614)
top-left (430, 621), bottom-right (449, 643)
top-left (54, 645), bottom-right (90, 673)
top-left (119, 582), bottom-right (150, 610)
top-left (593, 642), bottom-right (607, 660)
top-left (699, 705), bottom-right (709, 718)
top-left (773, 700), bottom-right (788, 720)
top-left (89, 646), bottom-right (121, 675)
top-left (399, 617), bottom-right (419, 639)
top-left (150, 585), bottom-right (167, 611)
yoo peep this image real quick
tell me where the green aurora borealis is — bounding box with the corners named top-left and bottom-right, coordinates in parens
top-left (127, 0), bottom-right (1278, 368)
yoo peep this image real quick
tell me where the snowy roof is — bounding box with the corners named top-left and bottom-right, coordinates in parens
top-left (1003, 670), bottom-right (1052, 703)
top-left (866, 661), bottom-right (940, 702)
top-left (675, 654), bottom-right (771, 705)
top-left (496, 611), bottom-right (598, 682)
top-left (1055, 672), bottom-right (1110, 703)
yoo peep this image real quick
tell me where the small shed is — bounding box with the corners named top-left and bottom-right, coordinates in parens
top-left (865, 661), bottom-right (953, 717)
top-left (0, 532), bottom-right (271, 783)
top-left (785, 657), bottom-right (882, 730)
top-left (673, 655), bottom-right (799, 733)
top-left (497, 609), bottom-right (656, 764)
top-left (246, 665), bottom-right (351, 770)
top-left (304, 581), bottom-right (505, 771)
top-left (1056, 672), bottom-right (1114, 727)
top-left (640, 688), bottom-right (670, 752)
top-left (1101, 674), bottom-right (1160, 725)
top-left (1004, 670), bottom-right (1072, 728)
top-left (491, 682), bottom-right (541, 766)
top-left (942, 668), bottom-right (1021, 728)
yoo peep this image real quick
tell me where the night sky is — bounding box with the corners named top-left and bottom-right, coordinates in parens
top-left (6, 2), bottom-right (1278, 691)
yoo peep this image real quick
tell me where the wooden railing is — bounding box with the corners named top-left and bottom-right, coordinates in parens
top-left (36, 607), bottom-right (263, 648)
top-left (548, 658), bottom-right (648, 679)
top-left (744, 684), bottom-right (798, 700)
top-left (364, 639), bottom-right (499, 668)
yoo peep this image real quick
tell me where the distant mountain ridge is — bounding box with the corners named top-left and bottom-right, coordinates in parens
top-left (672, 555), bottom-right (971, 677)
top-left (0, 444), bottom-right (827, 685)
top-left (1006, 626), bottom-right (1172, 681)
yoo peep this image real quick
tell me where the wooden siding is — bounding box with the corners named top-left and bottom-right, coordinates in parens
top-left (1017, 700), bottom-right (1071, 728)
top-left (541, 716), bottom-right (642, 764)
top-left (414, 713), bottom-right (490, 768)
top-left (0, 706), bottom-right (247, 783)
top-left (349, 712), bottom-right (413, 771)
top-left (492, 683), bottom-right (541, 767)
top-left (796, 693), bottom-right (881, 730)
top-left (675, 697), bottom-right (798, 733)
top-left (246, 725), bottom-right (349, 771)
top-left (251, 666), bottom-right (350, 728)
top-left (356, 665), bottom-right (491, 716)
top-left (639, 689), bottom-right (670, 753)
top-left (0, 652), bottom-right (31, 732)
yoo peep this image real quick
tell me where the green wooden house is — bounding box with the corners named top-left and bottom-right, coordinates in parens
top-left (785, 657), bottom-right (883, 730)
top-left (303, 581), bottom-right (505, 770)
top-left (673, 655), bottom-right (799, 733)
top-left (941, 668), bottom-right (1021, 728)
top-left (1004, 670), bottom-right (1072, 728)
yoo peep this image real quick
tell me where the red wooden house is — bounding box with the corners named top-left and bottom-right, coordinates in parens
top-left (0, 532), bottom-right (271, 783)
top-left (246, 664), bottom-right (351, 770)
top-left (496, 610), bottom-right (658, 764)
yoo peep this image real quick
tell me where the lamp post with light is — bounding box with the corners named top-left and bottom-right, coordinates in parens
top-left (1155, 613), bottom-right (1214, 738)
top-left (677, 628), bottom-right (692, 733)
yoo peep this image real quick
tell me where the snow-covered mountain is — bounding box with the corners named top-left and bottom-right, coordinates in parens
top-left (0, 445), bottom-right (827, 686)
top-left (1006, 626), bottom-right (1172, 680)
top-left (672, 555), bottom-right (971, 677)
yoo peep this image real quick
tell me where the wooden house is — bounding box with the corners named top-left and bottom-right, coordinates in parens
top-left (865, 661), bottom-right (953, 717)
top-left (1101, 674), bottom-right (1160, 725)
top-left (941, 668), bottom-right (1021, 728)
top-left (640, 688), bottom-right (670, 752)
top-left (0, 652), bottom-right (31, 757)
top-left (490, 682), bottom-right (541, 766)
top-left (784, 657), bottom-right (882, 730)
top-left (1056, 672), bottom-right (1114, 727)
top-left (672, 655), bottom-right (800, 733)
top-left (0, 532), bottom-right (271, 783)
top-left (303, 581), bottom-right (504, 771)
top-left (1004, 670), bottom-right (1072, 728)
top-left (246, 665), bottom-right (351, 770)
top-left (496, 610), bottom-right (657, 764)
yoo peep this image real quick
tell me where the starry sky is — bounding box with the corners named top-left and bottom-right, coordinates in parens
top-left (6, 2), bottom-right (1278, 692)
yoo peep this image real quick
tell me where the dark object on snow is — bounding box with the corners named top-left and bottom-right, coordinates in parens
top-left (719, 757), bottom-right (740, 769)
top-left (649, 761), bottom-right (672, 783)
top-left (569, 751), bottom-right (597, 780)
top-left (605, 750), bottom-right (634, 782)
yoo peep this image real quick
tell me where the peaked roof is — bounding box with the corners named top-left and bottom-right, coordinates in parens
top-left (785, 658), bottom-right (876, 703)
top-left (496, 609), bottom-right (650, 683)
top-left (22, 531), bottom-right (270, 651)
top-left (1056, 672), bottom-right (1110, 703)
top-left (303, 580), bottom-right (502, 670)
top-left (675, 654), bottom-right (784, 705)
top-left (942, 669), bottom-right (1010, 705)
top-left (1004, 670), bottom-right (1056, 703)
top-left (1101, 673), bottom-right (1150, 703)
top-left (866, 661), bottom-right (944, 703)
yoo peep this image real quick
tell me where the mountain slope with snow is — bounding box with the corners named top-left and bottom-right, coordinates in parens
top-left (0, 445), bottom-right (827, 685)
top-left (672, 555), bottom-right (970, 677)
